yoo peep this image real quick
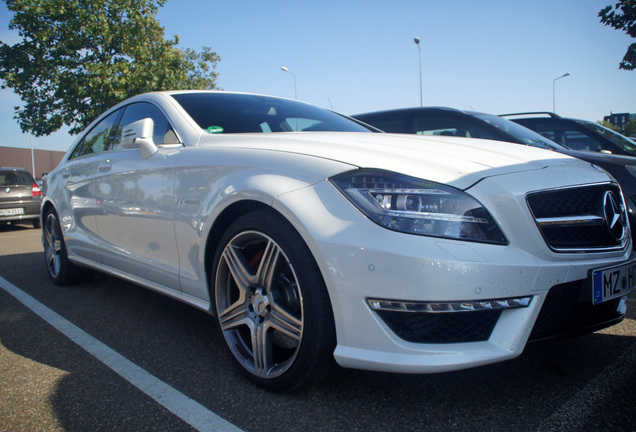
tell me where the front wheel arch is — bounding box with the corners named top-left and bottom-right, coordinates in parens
top-left (210, 208), bottom-right (337, 391)
top-left (204, 201), bottom-right (278, 303)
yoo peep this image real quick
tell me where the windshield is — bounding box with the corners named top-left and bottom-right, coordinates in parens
top-left (171, 92), bottom-right (373, 134)
top-left (576, 120), bottom-right (636, 154)
top-left (473, 113), bottom-right (566, 150)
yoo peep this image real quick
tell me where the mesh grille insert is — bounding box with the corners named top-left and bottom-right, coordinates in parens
top-left (527, 184), bottom-right (627, 251)
top-left (375, 309), bottom-right (501, 343)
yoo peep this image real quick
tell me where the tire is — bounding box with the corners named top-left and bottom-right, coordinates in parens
top-left (212, 210), bottom-right (336, 391)
top-left (43, 208), bottom-right (91, 285)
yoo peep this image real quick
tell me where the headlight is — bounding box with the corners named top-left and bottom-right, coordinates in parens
top-left (330, 169), bottom-right (507, 245)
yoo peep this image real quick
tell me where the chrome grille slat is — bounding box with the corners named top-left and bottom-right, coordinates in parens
top-left (536, 215), bottom-right (605, 227)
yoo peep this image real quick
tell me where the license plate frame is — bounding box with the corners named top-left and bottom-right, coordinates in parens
top-left (592, 260), bottom-right (636, 304)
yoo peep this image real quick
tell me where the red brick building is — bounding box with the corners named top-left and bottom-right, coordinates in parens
top-left (0, 146), bottom-right (66, 181)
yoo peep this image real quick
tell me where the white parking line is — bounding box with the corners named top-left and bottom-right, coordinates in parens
top-left (0, 276), bottom-right (243, 432)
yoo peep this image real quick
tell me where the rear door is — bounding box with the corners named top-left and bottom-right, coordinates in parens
top-left (48, 109), bottom-right (122, 259)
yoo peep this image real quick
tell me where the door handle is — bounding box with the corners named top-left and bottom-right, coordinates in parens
top-left (98, 160), bottom-right (112, 172)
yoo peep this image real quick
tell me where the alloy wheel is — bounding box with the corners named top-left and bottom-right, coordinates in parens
top-left (215, 231), bottom-right (304, 379)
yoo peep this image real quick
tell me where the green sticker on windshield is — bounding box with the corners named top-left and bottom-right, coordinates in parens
top-left (207, 126), bottom-right (224, 134)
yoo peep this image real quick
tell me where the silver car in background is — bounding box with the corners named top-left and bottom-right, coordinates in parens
top-left (0, 167), bottom-right (42, 228)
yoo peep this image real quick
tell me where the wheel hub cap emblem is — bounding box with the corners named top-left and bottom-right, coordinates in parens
top-left (252, 290), bottom-right (270, 317)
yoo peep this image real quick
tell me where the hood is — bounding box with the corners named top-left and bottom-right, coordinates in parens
top-left (197, 132), bottom-right (596, 189)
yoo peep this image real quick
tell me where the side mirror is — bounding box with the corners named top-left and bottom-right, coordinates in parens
top-left (120, 118), bottom-right (158, 159)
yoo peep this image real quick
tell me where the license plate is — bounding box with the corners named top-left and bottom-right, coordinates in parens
top-left (592, 260), bottom-right (636, 304)
top-left (0, 208), bottom-right (24, 216)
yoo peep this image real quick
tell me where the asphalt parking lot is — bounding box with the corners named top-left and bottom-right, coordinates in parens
top-left (1, 222), bottom-right (635, 432)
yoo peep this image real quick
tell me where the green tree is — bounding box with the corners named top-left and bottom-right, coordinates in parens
top-left (625, 118), bottom-right (636, 136)
top-left (599, 0), bottom-right (636, 70)
top-left (0, 0), bottom-right (220, 136)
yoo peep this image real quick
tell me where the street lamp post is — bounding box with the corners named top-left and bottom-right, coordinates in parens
top-left (281, 66), bottom-right (297, 100)
top-left (30, 135), bottom-right (36, 180)
top-left (414, 37), bottom-right (423, 107)
top-left (552, 73), bottom-right (570, 113)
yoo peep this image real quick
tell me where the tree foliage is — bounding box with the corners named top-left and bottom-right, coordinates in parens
top-left (598, 120), bottom-right (621, 132)
top-left (625, 118), bottom-right (636, 136)
top-left (599, 0), bottom-right (636, 70)
top-left (0, 0), bottom-right (220, 136)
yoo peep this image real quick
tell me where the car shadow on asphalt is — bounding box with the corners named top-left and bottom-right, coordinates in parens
top-left (1, 259), bottom-right (635, 431)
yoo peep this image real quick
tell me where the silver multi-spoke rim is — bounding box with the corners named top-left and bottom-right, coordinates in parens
top-left (215, 231), bottom-right (304, 379)
top-left (44, 213), bottom-right (62, 279)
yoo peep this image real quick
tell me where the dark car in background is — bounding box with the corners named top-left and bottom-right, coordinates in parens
top-left (502, 112), bottom-right (636, 158)
top-left (353, 107), bottom-right (560, 149)
top-left (353, 107), bottom-right (636, 235)
top-left (0, 167), bottom-right (42, 228)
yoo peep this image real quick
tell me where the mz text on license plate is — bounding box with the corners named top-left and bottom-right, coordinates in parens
top-left (593, 260), bottom-right (636, 304)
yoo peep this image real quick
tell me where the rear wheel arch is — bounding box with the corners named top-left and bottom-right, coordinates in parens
top-left (42, 204), bottom-right (92, 285)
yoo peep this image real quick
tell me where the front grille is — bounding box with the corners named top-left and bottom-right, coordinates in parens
top-left (529, 280), bottom-right (624, 342)
top-left (375, 309), bottom-right (501, 343)
top-left (527, 184), bottom-right (628, 251)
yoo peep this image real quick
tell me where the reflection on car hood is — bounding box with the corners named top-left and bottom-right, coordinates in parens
top-left (197, 132), bottom-right (589, 189)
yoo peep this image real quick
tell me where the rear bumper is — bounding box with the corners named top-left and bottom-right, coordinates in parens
top-left (0, 200), bottom-right (41, 222)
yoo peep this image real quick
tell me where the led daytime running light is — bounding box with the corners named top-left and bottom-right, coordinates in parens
top-left (368, 297), bottom-right (533, 313)
top-left (383, 209), bottom-right (489, 224)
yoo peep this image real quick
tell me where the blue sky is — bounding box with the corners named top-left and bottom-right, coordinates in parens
top-left (1, 0), bottom-right (634, 152)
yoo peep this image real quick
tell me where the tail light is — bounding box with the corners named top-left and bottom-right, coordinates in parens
top-left (32, 183), bottom-right (42, 197)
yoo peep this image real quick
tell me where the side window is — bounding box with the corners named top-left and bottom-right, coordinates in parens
top-left (365, 117), bottom-right (408, 133)
top-left (414, 116), bottom-right (487, 138)
top-left (113, 102), bottom-right (178, 149)
top-left (563, 131), bottom-right (601, 152)
top-left (70, 110), bottom-right (121, 159)
top-left (535, 122), bottom-right (601, 152)
top-left (536, 130), bottom-right (557, 142)
top-left (535, 123), bottom-right (564, 145)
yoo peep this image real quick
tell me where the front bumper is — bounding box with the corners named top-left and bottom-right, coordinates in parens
top-left (273, 170), bottom-right (633, 374)
top-left (318, 233), bottom-right (632, 374)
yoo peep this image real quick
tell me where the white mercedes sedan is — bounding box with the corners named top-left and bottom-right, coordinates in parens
top-left (42, 91), bottom-right (636, 391)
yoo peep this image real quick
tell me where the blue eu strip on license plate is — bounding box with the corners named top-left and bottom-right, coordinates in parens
top-left (593, 260), bottom-right (636, 304)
